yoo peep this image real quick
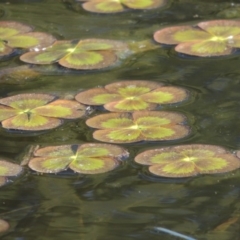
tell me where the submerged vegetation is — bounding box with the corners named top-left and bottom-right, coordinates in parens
top-left (154, 20), bottom-right (240, 57)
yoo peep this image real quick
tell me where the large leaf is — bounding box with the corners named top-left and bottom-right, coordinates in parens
top-left (135, 144), bottom-right (240, 177)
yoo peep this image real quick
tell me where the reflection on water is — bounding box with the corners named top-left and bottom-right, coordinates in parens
top-left (0, 0), bottom-right (239, 239)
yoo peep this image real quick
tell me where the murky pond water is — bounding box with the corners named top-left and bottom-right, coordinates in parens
top-left (0, 0), bottom-right (239, 239)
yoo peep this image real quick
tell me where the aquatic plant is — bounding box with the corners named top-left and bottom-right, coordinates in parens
top-left (80, 0), bottom-right (166, 13)
top-left (75, 80), bottom-right (188, 112)
top-left (0, 160), bottom-right (22, 187)
top-left (0, 219), bottom-right (9, 233)
top-left (28, 143), bottom-right (129, 174)
top-left (0, 21), bottom-right (56, 57)
top-left (153, 20), bottom-right (240, 57)
top-left (0, 93), bottom-right (86, 131)
top-left (135, 144), bottom-right (240, 177)
top-left (20, 39), bottom-right (129, 70)
top-left (0, 65), bottom-right (40, 83)
top-left (86, 111), bottom-right (190, 143)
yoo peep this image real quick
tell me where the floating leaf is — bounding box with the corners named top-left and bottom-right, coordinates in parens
top-left (153, 20), bottom-right (240, 57)
top-left (0, 219), bottom-right (9, 233)
top-left (29, 143), bottom-right (129, 174)
top-left (7, 32), bottom-right (56, 50)
top-left (20, 39), bottom-right (127, 70)
top-left (86, 111), bottom-right (190, 143)
top-left (0, 21), bottom-right (56, 57)
top-left (0, 160), bottom-right (22, 187)
top-left (75, 80), bottom-right (188, 112)
top-left (81, 0), bottom-right (166, 13)
top-left (0, 93), bottom-right (86, 131)
top-left (135, 144), bottom-right (240, 177)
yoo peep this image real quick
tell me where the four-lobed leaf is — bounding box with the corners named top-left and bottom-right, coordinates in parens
top-left (75, 80), bottom-right (188, 112)
top-left (81, 0), bottom-right (166, 13)
top-left (135, 144), bottom-right (240, 177)
top-left (20, 39), bottom-right (129, 70)
top-left (154, 20), bottom-right (240, 57)
top-left (28, 143), bottom-right (129, 174)
top-left (86, 111), bottom-right (190, 143)
top-left (0, 93), bottom-right (86, 131)
top-left (0, 21), bottom-right (56, 57)
top-left (0, 159), bottom-right (22, 187)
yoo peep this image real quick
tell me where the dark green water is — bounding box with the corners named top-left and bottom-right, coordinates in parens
top-left (0, 0), bottom-right (239, 239)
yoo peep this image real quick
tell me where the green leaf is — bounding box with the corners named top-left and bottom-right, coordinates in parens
top-left (82, 0), bottom-right (124, 13)
top-left (2, 113), bottom-right (62, 131)
top-left (29, 157), bottom-right (71, 173)
top-left (34, 100), bottom-right (85, 119)
top-left (34, 145), bottom-right (74, 157)
top-left (0, 105), bottom-right (17, 121)
top-left (135, 144), bottom-right (240, 177)
top-left (122, 0), bottom-right (166, 9)
top-left (59, 50), bottom-right (117, 69)
top-left (175, 40), bottom-right (232, 56)
top-left (0, 160), bottom-right (22, 176)
top-left (70, 157), bottom-right (119, 174)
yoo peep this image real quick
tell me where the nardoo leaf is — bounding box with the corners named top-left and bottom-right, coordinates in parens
top-left (20, 39), bottom-right (121, 70)
top-left (28, 143), bottom-right (128, 174)
top-left (0, 93), bottom-right (86, 131)
top-left (75, 80), bottom-right (188, 112)
top-left (135, 144), bottom-right (240, 177)
top-left (86, 111), bottom-right (190, 143)
top-left (81, 0), bottom-right (166, 13)
top-left (153, 20), bottom-right (240, 57)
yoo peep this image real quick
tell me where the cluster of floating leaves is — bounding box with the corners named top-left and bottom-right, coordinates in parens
top-left (80, 0), bottom-right (166, 13)
top-left (20, 39), bottom-right (129, 70)
top-left (28, 143), bottom-right (129, 174)
top-left (75, 80), bottom-right (188, 112)
top-left (135, 144), bottom-right (240, 177)
top-left (0, 93), bottom-right (86, 131)
top-left (86, 111), bottom-right (190, 143)
top-left (154, 20), bottom-right (240, 57)
top-left (0, 21), bottom-right (55, 57)
top-left (0, 159), bottom-right (22, 187)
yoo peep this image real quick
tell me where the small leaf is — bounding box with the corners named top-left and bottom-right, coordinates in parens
top-left (70, 157), bottom-right (119, 174)
top-left (28, 157), bottom-right (71, 173)
top-left (0, 105), bottom-right (17, 121)
top-left (0, 160), bottom-right (22, 176)
top-left (0, 93), bottom-right (55, 109)
top-left (0, 219), bottom-right (9, 233)
top-left (75, 88), bottom-right (122, 105)
top-left (0, 41), bottom-right (14, 56)
top-left (34, 100), bottom-right (86, 119)
top-left (122, 0), bottom-right (166, 9)
top-left (7, 32), bottom-right (56, 49)
top-left (175, 40), bottom-right (232, 57)
top-left (154, 26), bottom-right (210, 45)
top-left (34, 145), bottom-right (74, 157)
top-left (2, 113), bottom-right (62, 131)
top-left (59, 50), bottom-right (117, 69)
top-left (0, 21), bottom-right (32, 39)
top-left (82, 0), bottom-right (125, 13)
